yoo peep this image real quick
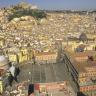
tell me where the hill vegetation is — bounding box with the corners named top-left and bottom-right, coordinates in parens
top-left (8, 4), bottom-right (46, 21)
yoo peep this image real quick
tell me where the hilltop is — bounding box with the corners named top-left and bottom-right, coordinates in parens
top-left (0, 3), bottom-right (96, 40)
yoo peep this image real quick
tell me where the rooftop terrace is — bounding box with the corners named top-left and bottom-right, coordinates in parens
top-left (18, 63), bottom-right (69, 83)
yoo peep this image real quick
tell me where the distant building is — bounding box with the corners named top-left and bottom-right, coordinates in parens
top-left (0, 55), bottom-right (9, 71)
top-left (0, 53), bottom-right (9, 94)
top-left (66, 51), bottom-right (96, 96)
top-left (72, 51), bottom-right (96, 62)
top-left (35, 52), bottom-right (57, 64)
top-left (8, 52), bottom-right (18, 63)
top-left (18, 2), bottom-right (38, 10)
top-left (0, 38), bottom-right (5, 47)
top-left (6, 47), bottom-right (33, 63)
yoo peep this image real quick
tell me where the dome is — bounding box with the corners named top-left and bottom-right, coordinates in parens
top-left (0, 55), bottom-right (9, 70)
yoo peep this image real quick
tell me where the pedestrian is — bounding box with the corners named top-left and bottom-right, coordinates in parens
top-left (15, 67), bottom-right (20, 77)
top-left (8, 62), bottom-right (12, 68)
top-left (4, 71), bottom-right (13, 88)
top-left (9, 64), bottom-right (18, 83)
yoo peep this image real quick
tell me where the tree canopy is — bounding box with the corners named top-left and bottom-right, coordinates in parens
top-left (8, 6), bottom-right (46, 21)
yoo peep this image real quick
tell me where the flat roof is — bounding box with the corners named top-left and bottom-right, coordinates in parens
top-left (18, 63), bottom-right (69, 83)
top-left (72, 60), bottom-right (96, 72)
top-left (71, 51), bottom-right (96, 57)
top-left (66, 51), bottom-right (96, 73)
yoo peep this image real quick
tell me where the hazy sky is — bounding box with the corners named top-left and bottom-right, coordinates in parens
top-left (0, 0), bottom-right (96, 10)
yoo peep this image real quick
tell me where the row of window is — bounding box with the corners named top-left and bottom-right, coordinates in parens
top-left (79, 73), bottom-right (86, 77)
top-left (87, 72), bottom-right (96, 77)
top-left (80, 85), bottom-right (96, 92)
top-left (36, 55), bottom-right (57, 61)
top-left (79, 72), bottom-right (96, 78)
top-left (86, 67), bottom-right (96, 72)
top-left (79, 78), bottom-right (86, 83)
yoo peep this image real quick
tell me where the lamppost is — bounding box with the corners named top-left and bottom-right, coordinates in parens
top-left (29, 53), bottom-right (35, 83)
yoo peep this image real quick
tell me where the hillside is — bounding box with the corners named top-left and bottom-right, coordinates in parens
top-left (0, 3), bottom-right (96, 41)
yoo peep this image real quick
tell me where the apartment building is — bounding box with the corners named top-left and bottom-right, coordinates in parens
top-left (66, 51), bottom-right (96, 96)
top-left (35, 52), bottom-right (57, 64)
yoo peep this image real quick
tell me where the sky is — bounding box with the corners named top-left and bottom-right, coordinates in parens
top-left (0, 0), bottom-right (96, 10)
